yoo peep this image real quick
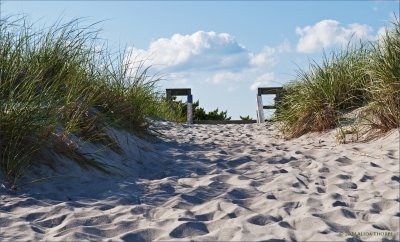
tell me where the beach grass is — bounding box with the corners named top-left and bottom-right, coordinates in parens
top-left (363, 17), bottom-right (400, 132)
top-left (0, 16), bottom-right (177, 187)
top-left (277, 17), bottom-right (399, 138)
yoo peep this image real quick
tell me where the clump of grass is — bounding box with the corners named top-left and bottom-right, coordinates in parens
top-left (363, 18), bottom-right (400, 131)
top-left (277, 44), bottom-right (370, 138)
top-left (277, 17), bottom-right (399, 139)
top-left (0, 16), bottom-right (178, 188)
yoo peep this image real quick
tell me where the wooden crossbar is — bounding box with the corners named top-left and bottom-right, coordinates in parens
top-left (256, 87), bottom-right (284, 123)
top-left (263, 105), bottom-right (276, 109)
top-left (166, 88), bottom-right (193, 124)
top-left (258, 87), bottom-right (283, 95)
top-left (166, 88), bottom-right (191, 99)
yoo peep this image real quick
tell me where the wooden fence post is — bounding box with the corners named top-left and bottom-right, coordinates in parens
top-left (187, 94), bottom-right (193, 125)
top-left (257, 87), bottom-right (284, 123)
top-left (166, 89), bottom-right (172, 101)
top-left (166, 88), bottom-right (192, 124)
top-left (256, 94), bottom-right (265, 123)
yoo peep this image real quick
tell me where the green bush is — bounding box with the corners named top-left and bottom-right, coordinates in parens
top-left (170, 99), bottom-right (231, 121)
top-left (240, 115), bottom-right (254, 121)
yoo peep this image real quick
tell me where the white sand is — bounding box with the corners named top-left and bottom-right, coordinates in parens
top-left (1, 122), bottom-right (399, 241)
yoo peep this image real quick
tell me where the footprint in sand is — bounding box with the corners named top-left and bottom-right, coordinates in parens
top-left (226, 156), bottom-right (252, 167)
top-left (169, 222), bottom-right (209, 238)
top-left (249, 180), bottom-right (263, 187)
top-left (278, 221), bottom-right (293, 229)
top-left (180, 194), bottom-right (204, 205)
top-left (336, 174), bottom-right (352, 180)
top-left (318, 167), bottom-right (330, 173)
top-left (370, 162), bottom-right (381, 168)
top-left (247, 214), bottom-right (282, 226)
top-left (360, 174), bottom-right (374, 182)
top-left (227, 188), bottom-right (254, 200)
top-left (332, 201), bottom-right (348, 207)
top-left (391, 176), bottom-right (400, 182)
top-left (370, 202), bottom-right (383, 214)
top-left (282, 201), bottom-right (301, 215)
top-left (121, 228), bottom-right (161, 242)
top-left (24, 212), bottom-right (47, 221)
top-left (97, 204), bottom-right (114, 211)
top-left (372, 223), bottom-right (391, 231)
top-left (130, 205), bottom-right (152, 215)
top-left (316, 187), bottom-right (326, 193)
top-left (340, 208), bottom-right (356, 219)
top-left (336, 182), bottom-right (357, 190)
top-left (194, 212), bottom-right (215, 221)
top-left (267, 156), bottom-right (297, 164)
top-left (335, 156), bottom-right (354, 166)
top-left (35, 214), bottom-right (68, 228)
top-left (30, 225), bottom-right (45, 234)
top-left (218, 150), bottom-right (228, 155)
top-left (221, 212), bottom-right (238, 219)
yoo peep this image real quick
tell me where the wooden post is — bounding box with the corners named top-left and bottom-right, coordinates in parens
top-left (187, 94), bottom-right (193, 124)
top-left (166, 88), bottom-right (192, 124)
top-left (256, 87), bottom-right (284, 123)
top-left (256, 94), bottom-right (265, 123)
top-left (166, 89), bottom-right (172, 101)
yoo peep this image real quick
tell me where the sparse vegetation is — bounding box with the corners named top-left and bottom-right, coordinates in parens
top-left (171, 99), bottom-right (231, 121)
top-left (240, 115), bottom-right (254, 121)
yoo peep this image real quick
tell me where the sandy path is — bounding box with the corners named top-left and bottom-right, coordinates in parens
top-left (1, 122), bottom-right (399, 241)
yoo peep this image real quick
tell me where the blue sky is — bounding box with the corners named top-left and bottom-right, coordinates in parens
top-left (2, 1), bottom-right (399, 119)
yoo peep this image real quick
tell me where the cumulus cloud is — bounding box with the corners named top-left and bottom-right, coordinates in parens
top-left (123, 30), bottom-right (289, 92)
top-left (125, 31), bottom-right (288, 74)
top-left (249, 46), bottom-right (276, 67)
top-left (296, 20), bottom-right (374, 53)
top-left (127, 31), bottom-right (248, 72)
top-left (210, 71), bottom-right (243, 85)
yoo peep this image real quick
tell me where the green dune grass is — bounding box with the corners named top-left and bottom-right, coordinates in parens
top-left (277, 17), bottom-right (400, 138)
top-left (0, 16), bottom-right (180, 187)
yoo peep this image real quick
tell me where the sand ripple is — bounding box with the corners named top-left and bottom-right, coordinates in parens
top-left (1, 122), bottom-right (399, 241)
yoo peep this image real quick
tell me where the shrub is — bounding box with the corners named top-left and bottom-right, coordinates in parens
top-left (171, 100), bottom-right (231, 121)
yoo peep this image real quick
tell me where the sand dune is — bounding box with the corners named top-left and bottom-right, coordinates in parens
top-left (1, 122), bottom-right (399, 241)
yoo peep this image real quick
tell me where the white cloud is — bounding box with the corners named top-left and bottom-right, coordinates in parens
top-left (123, 31), bottom-right (290, 92)
top-left (249, 46), bottom-right (276, 67)
top-left (125, 30), bottom-right (288, 75)
top-left (248, 41), bottom-right (291, 67)
top-left (250, 72), bottom-right (275, 91)
top-left (296, 19), bottom-right (374, 53)
top-left (210, 71), bottom-right (243, 85)
top-left (126, 31), bottom-right (247, 72)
